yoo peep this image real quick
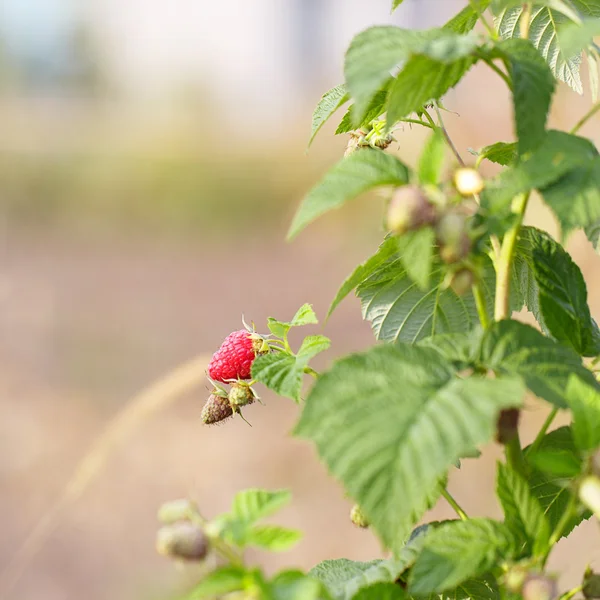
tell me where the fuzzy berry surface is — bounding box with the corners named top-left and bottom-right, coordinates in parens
top-left (201, 394), bottom-right (233, 424)
top-left (208, 330), bottom-right (256, 382)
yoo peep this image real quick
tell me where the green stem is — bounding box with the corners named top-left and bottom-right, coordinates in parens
top-left (303, 366), bottom-right (319, 379)
top-left (478, 54), bottom-right (513, 90)
top-left (396, 118), bottom-right (434, 129)
top-left (521, 3), bottom-right (532, 39)
top-left (433, 104), bottom-right (466, 166)
top-left (469, 0), bottom-right (497, 38)
top-left (560, 585), bottom-right (583, 600)
top-left (525, 407), bottom-right (558, 457)
top-left (542, 492), bottom-right (578, 565)
top-left (472, 282), bottom-right (491, 329)
top-left (571, 101), bottom-right (600, 134)
top-left (494, 192), bottom-right (530, 321)
top-left (441, 488), bottom-right (469, 520)
top-left (505, 433), bottom-right (527, 477)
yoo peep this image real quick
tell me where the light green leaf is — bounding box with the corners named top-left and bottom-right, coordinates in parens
top-left (496, 462), bottom-right (551, 554)
top-left (392, 0), bottom-right (407, 10)
top-left (270, 570), bottom-right (329, 600)
top-left (566, 374), bottom-right (600, 452)
top-left (445, 1), bottom-right (492, 34)
top-left (418, 129), bottom-right (446, 185)
top-left (495, 6), bottom-right (584, 94)
top-left (540, 156), bottom-right (600, 237)
top-left (336, 89), bottom-right (389, 135)
top-left (295, 342), bottom-right (524, 552)
top-left (478, 320), bottom-right (597, 408)
top-left (268, 304), bottom-right (318, 337)
top-left (352, 583), bottom-right (406, 600)
top-left (297, 335), bottom-right (331, 361)
top-left (288, 150), bottom-right (409, 240)
top-left (252, 353), bottom-right (304, 402)
top-left (309, 85), bottom-right (349, 147)
top-left (310, 526), bottom-right (428, 600)
top-left (232, 489), bottom-right (291, 524)
top-left (409, 519), bottom-right (520, 594)
top-left (476, 141), bottom-right (518, 166)
top-left (559, 18), bottom-right (600, 56)
top-left (587, 46), bottom-right (600, 102)
top-left (387, 55), bottom-right (476, 126)
top-left (328, 237), bottom-right (399, 319)
top-left (397, 227), bottom-right (436, 290)
top-left (245, 525), bottom-right (303, 552)
top-left (494, 38), bottom-right (556, 155)
top-left (183, 566), bottom-right (247, 599)
top-left (530, 229), bottom-right (600, 356)
top-left (356, 254), bottom-right (496, 343)
top-left (525, 427), bottom-right (591, 537)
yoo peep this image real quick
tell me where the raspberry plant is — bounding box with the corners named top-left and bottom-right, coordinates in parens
top-left (160, 2), bottom-right (600, 599)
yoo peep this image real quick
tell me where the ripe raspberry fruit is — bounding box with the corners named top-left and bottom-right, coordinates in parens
top-left (208, 330), bottom-right (262, 382)
top-left (201, 393), bottom-right (233, 425)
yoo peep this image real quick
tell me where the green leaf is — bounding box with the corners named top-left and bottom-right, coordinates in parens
top-left (397, 228), bottom-right (436, 290)
top-left (252, 353), bottom-right (304, 402)
top-left (356, 254), bottom-right (496, 343)
top-left (184, 566), bottom-right (247, 599)
top-left (245, 525), bottom-right (303, 552)
top-left (559, 18), bottom-right (600, 57)
top-left (336, 89), bottom-right (389, 135)
top-left (417, 331), bottom-right (481, 369)
top-left (295, 342), bottom-right (524, 552)
top-left (392, 0), bottom-right (407, 10)
top-left (268, 303), bottom-right (318, 337)
top-left (231, 489), bottom-right (291, 524)
top-left (352, 583), bottom-right (406, 600)
top-left (418, 129), bottom-right (446, 185)
top-left (476, 141), bottom-right (518, 166)
top-left (528, 447), bottom-right (582, 477)
top-left (482, 130), bottom-right (598, 214)
top-left (310, 531), bottom-right (427, 600)
top-left (328, 237), bottom-right (399, 319)
top-left (495, 6), bottom-right (584, 94)
top-left (387, 55), bottom-right (476, 126)
top-left (309, 85), bottom-right (349, 147)
top-left (496, 462), bottom-right (551, 554)
top-left (571, 0), bottom-right (600, 17)
top-left (525, 427), bottom-right (591, 537)
top-left (445, 1), bottom-right (492, 34)
top-left (530, 229), bottom-right (600, 356)
top-left (492, 0), bottom-right (583, 22)
top-left (566, 374), bottom-right (600, 452)
top-left (288, 150), bottom-right (409, 239)
top-left (344, 27), bottom-right (477, 122)
top-left (270, 570), bottom-right (330, 600)
top-left (540, 157), bottom-right (600, 237)
top-left (409, 519), bottom-right (520, 594)
top-left (478, 320), bottom-right (597, 408)
top-left (494, 38), bottom-right (556, 155)
top-left (587, 219), bottom-right (600, 253)
top-left (298, 335), bottom-right (331, 360)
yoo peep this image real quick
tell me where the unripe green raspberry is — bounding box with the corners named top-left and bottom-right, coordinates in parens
top-left (156, 522), bottom-right (209, 561)
top-left (503, 565), bottom-right (528, 593)
top-left (580, 476), bottom-right (600, 517)
top-left (454, 167), bottom-right (484, 196)
top-left (202, 393), bottom-right (233, 425)
top-left (522, 575), bottom-right (558, 600)
top-left (449, 268), bottom-right (474, 296)
top-left (350, 504), bottom-right (369, 528)
top-left (386, 185), bottom-right (437, 235)
top-left (157, 499), bottom-right (197, 524)
top-left (436, 212), bottom-right (472, 264)
top-left (228, 382), bottom-right (255, 411)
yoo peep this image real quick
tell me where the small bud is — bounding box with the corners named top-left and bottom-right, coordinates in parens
top-left (522, 575), bottom-right (558, 600)
top-left (579, 476), bottom-right (600, 517)
top-left (436, 212), bottom-right (472, 264)
top-left (449, 268), bottom-right (475, 296)
top-left (156, 522), bottom-right (209, 561)
top-left (228, 382), bottom-right (255, 411)
top-left (386, 185), bottom-right (437, 235)
top-left (496, 408), bottom-right (520, 445)
top-left (454, 168), bottom-right (484, 196)
top-left (503, 565), bottom-right (529, 594)
top-left (583, 568), bottom-right (600, 599)
top-left (202, 393), bottom-right (233, 425)
top-left (157, 499), bottom-right (197, 524)
top-left (350, 504), bottom-right (369, 528)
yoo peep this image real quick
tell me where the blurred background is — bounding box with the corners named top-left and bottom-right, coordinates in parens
top-left (0, 1), bottom-right (599, 598)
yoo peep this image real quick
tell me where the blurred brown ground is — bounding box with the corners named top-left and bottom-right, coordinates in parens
top-left (1, 17), bottom-right (600, 600)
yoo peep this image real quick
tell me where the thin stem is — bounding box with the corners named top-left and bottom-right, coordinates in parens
top-left (396, 118), bottom-right (434, 129)
top-left (570, 101), bottom-right (600, 134)
top-left (525, 407), bottom-right (559, 457)
top-left (494, 192), bottom-right (530, 321)
top-left (521, 3), bottom-right (532, 39)
top-left (433, 104), bottom-right (466, 166)
top-left (303, 366), bottom-right (319, 379)
top-left (478, 53), bottom-right (513, 90)
top-left (472, 282), bottom-right (490, 329)
top-left (543, 493), bottom-right (578, 565)
top-left (560, 585), bottom-right (583, 600)
top-left (469, 0), bottom-right (497, 39)
top-left (441, 488), bottom-right (469, 520)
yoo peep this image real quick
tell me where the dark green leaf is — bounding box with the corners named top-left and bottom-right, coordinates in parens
top-left (352, 583), bottom-right (406, 600)
top-left (418, 129), bottom-right (446, 185)
top-left (295, 342), bottom-right (524, 552)
top-left (417, 330), bottom-right (482, 369)
top-left (494, 38), bottom-right (556, 155)
top-left (566, 374), bottom-right (600, 452)
top-left (409, 519), bottom-right (520, 594)
top-left (184, 566), bottom-right (247, 599)
top-left (270, 570), bottom-right (330, 600)
top-left (387, 55), bottom-right (475, 126)
top-left (397, 227), bottom-right (436, 290)
top-left (496, 462), bottom-right (551, 554)
top-left (587, 220), bottom-right (600, 253)
top-left (528, 448), bottom-right (583, 477)
top-left (530, 229), bottom-right (600, 356)
top-left (571, 0), bottom-right (600, 17)
top-left (288, 150), bottom-right (409, 239)
top-left (336, 90), bottom-right (389, 135)
top-left (328, 237), bottom-right (399, 319)
top-left (252, 353), bottom-right (304, 402)
top-left (478, 320), bottom-right (597, 408)
top-left (309, 85), bottom-right (349, 147)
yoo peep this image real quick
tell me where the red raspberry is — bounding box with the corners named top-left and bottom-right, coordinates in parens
top-left (208, 330), bottom-right (257, 382)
